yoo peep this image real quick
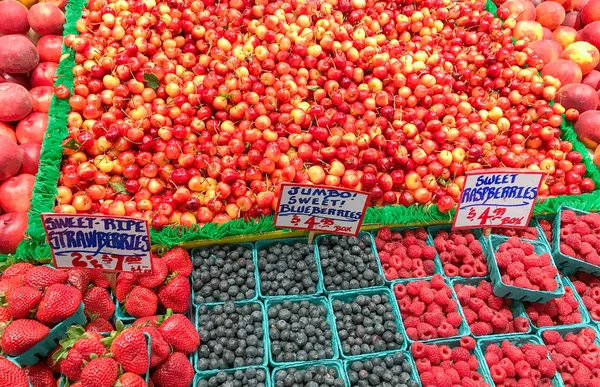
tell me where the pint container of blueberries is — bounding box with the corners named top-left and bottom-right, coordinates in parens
top-left (193, 365), bottom-right (272, 387)
top-left (255, 238), bottom-right (324, 300)
top-left (191, 242), bottom-right (260, 306)
top-left (271, 360), bottom-right (350, 387)
top-left (314, 232), bottom-right (386, 295)
top-left (343, 349), bottom-right (420, 387)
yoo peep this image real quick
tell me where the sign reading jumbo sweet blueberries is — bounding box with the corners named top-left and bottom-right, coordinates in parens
top-left (453, 169), bottom-right (545, 230)
top-left (274, 184), bottom-right (370, 236)
top-left (41, 213), bottom-right (152, 273)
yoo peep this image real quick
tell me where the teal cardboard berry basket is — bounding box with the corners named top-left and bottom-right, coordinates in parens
top-left (265, 296), bottom-right (339, 367)
top-left (255, 238), bottom-right (324, 300)
top-left (271, 360), bottom-right (349, 387)
top-left (485, 234), bottom-right (565, 303)
top-left (343, 349), bottom-right (420, 387)
top-left (534, 214), bottom-right (556, 249)
top-left (193, 365), bottom-right (271, 387)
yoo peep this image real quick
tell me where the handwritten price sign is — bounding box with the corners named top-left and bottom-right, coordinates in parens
top-left (41, 214), bottom-right (152, 273)
top-left (274, 184), bottom-right (370, 236)
top-left (453, 169), bottom-right (545, 230)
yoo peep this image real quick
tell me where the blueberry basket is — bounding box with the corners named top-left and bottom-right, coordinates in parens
top-left (475, 334), bottom-right (563, 387)
top-left (552, 205), bottom-right (600, 276)
top-left (7, 302), bottom-right (86, 366)
top-left (265, 296), bottom-right (340, 367)
top-left (371, 226), bottom-right (443, 282)
top-left (391, 276), bottom-right (470, 344)
top-left (193, 365), bottom-right (272, 387)
top-left (314, 232), bottom-right (386, 294)
top-left (343, 349), bottom-right (420, 387)
top-left (328, 286), bottom-right (408, 359)
top-left (271, 360), bottom-right (349, 387)
top-left (485, 234), bottom-right (565, 303)
top-left (191, 242), bottom-right (260, 306)
top-left (450, 276), bottom-right (533, 337)
top-left (256, 238), bottom-right (324, 300)
top-left (194, 300), bottom-right (269, 375)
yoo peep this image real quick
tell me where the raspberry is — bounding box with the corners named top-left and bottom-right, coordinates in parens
top-left (500, 358), bottom-right (516, 377)
top-left (542, 330), bottom-right (563, 345)
top-left (454, 360), bottom-right (471, 378)
top-left (507, 262), bottom-right (525, 278)
top-left (485, 351), bottom-right (500, 367)
top-left (406, 281), bottom-right (422, 296)
top-left (565, 233), bottom-right (582, 249)
top-left (555, 341), bottom-right (578, 356)
top-left (418, 371), bottom-right (434, 385)
top-left (446, 312), bottom-right (463, 328)
top-left (409, 301), bottom-right (426, 316)
top-left (422, 260), bottom-right (435, 275)
top-left (403, 316), bottom-right (419, 328)
top-left (459, 264), bottom-right (475, 277)
top-left (417, 322), bottom-right (437, 340)
top-left (487, 295), bottom-right (504, 310)
top-left (469, 241), bottom-right (483, 255)
top-left (581, 242), bottom-right (595, 255)
top-left (444, 264), bottom-right (459, 276)
top-left (460, 336), bottom-right (476, 351)
top-left (491, 314), bottom-right (509, 331)
top-left (490, 365), bottom-right (507, 383)
top-left (522, 254), bottom-right (541, 269)
top-left (452, 347), bottom-right (471, 362)
top-left (502, 342), bottom-right (524, 363)
top-left (560, 244), bottom-right (577, 257)
top-left (423, 312), bottom-right (443, 327)
top-left (526, 267), bottom-right (544, 285)
top-left (514, 276), bottom-right (533, 289)
top-left (540, 277), bottom-right (558, 292)
top-left (463, 309), bottom-right (478, 324)
top-left (475, 281), bottom-right (493, 300)
top-left (536, 315), bottom-right (554, 327)
top-left (514, 317), bottom-right (530, 332)
top-left (561, 210), bottom-right (578, 224)
top-left (573, 221), bottom-right (592, 235)
top-left (425, 344), bottom-right (442, 365)
top-left (407, 245), bottom-right (422, 259)
top-left (411, 341), bottom-right (427, 359)
top-left (419, 288), bottom-right (435, 304)
top-left (430, 274), bottom-right (446, 290)
top-left (523, 350), bottom-right (541, 367)
top-left (515, 360), bottom-right (531, 378)
top-left (422, 246), bottom-right (437, 260)
top-left (471, 321), bottom-right (492, 336)
top-left (478, 306), bottom-right (495, 322)
top-left (436, 322), bottom-right (456, 338)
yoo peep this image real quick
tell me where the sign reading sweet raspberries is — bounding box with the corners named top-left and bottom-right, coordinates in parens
top-left (274, 184), bottom-right (370, 236)
top-left (453, 169), bottom-right (545, 230)
top-left (41, 213), bottom-right (152, 273)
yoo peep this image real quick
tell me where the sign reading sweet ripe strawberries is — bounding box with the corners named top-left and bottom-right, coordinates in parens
top-left (41, 213), bottom-right (152, 273)
top-left (453, 169), bottom-right (545, 230)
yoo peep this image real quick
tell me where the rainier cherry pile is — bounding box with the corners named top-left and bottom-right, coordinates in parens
top-left (51, 0), bottom-right (595, 231)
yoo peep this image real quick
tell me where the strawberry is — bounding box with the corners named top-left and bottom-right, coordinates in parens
top-left (1, 262), bottom-right (33, 281)
top-left (138, 324), bottom-right (170, 367)
top-left (125, 286), bottom-right (158, 318)
top-left (0, 306), bottom-right (10, 322)
top-left (138, 257), bottom-right (168, 288)
top-left (133, 314), bottom-right (163, 327)
top-left (110, 325), bottom-right (149, 375)
top-left (1, 319), bottom-right (50, 356)
top-left (24, 266), bottom-right (68, 290)
top-left (88, 270), bottom-right (111, 288)
top-left (24, 362), bottom-right (56, 387)
top-left (118, 372), bottom-right (147, 387)
top-left (65, 269), bottom-right (91, 293)
top-left (36, 284), bottom-right (82, 326)
top-left (80, 357), bottom-right (119, 387)
top-left (54, 326), bottom-right (108, 381)
top-left (0, 357), bottom-right (29, 387)
top-left (0, 276), bottom-right (25, 298)
top-left (85, 317), bottom-right (114, 333)
top-left (7, 285), bottom-right (42, 319)
top-left (83, 286), bottom-right (115, 320)
top-left (162, 247), bottom-right (192, 277)
top-left (159, 313), bottom-right (200, 354)
top-left (157, 274), bottom-right (190, 313)
top-left (115, 272), bottom-right (138, 302)
top-left (151, 352), bottom-right (194, 387)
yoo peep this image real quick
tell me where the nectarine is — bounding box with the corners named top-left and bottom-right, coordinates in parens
top-left (541, 58), bottom-right (583, 85)
top-left (562, 41), bottom-right (600, 74)
top-left (499, 0), bottom-right (536, 21)
top-left (557, 83), bottom-right (599, 113)
top-left (535, 2), bottom-right (566, 29)
top-left (575, 110), bottom-right (600, 148)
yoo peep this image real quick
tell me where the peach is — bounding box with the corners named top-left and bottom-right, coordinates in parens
top-left (557, 83), bottom-right (599, 113)
top-left (562, 41), bottom-right (600, 74)
top-left (553, 26), bottom-right (578, 49)
top-left (575, 110), bottom-right (600, 148)
top-left (513, 20), bottom-right (544, 41)
top-left (542, 27), bottom-right (553, 39)
top-left (583, 0), bottom-right (600, 24)
top-left (562, 11), bottom-right (583, 29)
top-left (541, 59), bottom-right (583, 85)
top-left (528, 40), bottom-right (563, 64)
top-left (579, 21), bottom-right (600, 52)
top-left (574, 0), bottom-right (591, 11)
top-left (535, 2), bottom-right (566, 29)
top-left (583, 70), bottom-right (600, 89)
top-left (500, 0), bottom-right (536, 21)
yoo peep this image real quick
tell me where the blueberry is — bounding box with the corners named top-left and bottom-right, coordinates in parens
top-left (347, 351), bottom-right (418, 387)
top-left (274, 365), bottom-right (345, 387)
top-left (197, 367), bottom-right (268, 387)
top-left (268, 299), bottom-right (335, 363)
top-left (258, 242), bottom-right (319, 296)
top-left (197, 301), bottom-right (264, 371)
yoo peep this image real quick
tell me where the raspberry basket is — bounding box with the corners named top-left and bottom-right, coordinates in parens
top-left (535, 215), bottom-right (556, 248)
top-left (328, 286), bottom-right (409, 359)
top-left (552, 206), bottom-right (600, 276)
top-left (391, 276), bottom-right (471, 344)
top-left (371, 226), bottom-right (444, 282)
top-left (193, 300), bottom-right (269, 375)
top-left (537, 323), bottom-right (600, 350)
top-left (264, 296), bottom-right (340, 367)
top-left (342, 349), bottom-right (420, 387)
top-left (450, 276), bottom-right (533, 337)
top-left (256, 238), bottom-right (324, 300)
top-left (192, 365), bottom-right (272, 387)
top-left (270, 360), bottom-right (349, 387)
top-left (486, 234), bottom-right (565, 303)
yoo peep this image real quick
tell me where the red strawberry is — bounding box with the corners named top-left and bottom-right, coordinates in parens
top-left (24, 266), bottom-right (68, 290)
top-left (85, 317), bottom-right (114, 333)
top-left (1, 262), bottom-right (33, 281)
top-left (118, 372), bottom-right (147, 387)
top-left (24, 362), bottom-right (56, 387)
top-left (0, 357), bottom-right (29, 387)
top-left (0, 276), bottom-right (24, 298)
top-left (133, 314), bottom-right (162, 327)
top-left (7, 285), bottom-right (43, 319)
top-left (138, 324), bottom-right (170, 367)
top-left (1, 319), bottom-right (50, 356)
top-left (151, 352), bottom-right (194, 387)
top-left (159, 313), bottom-right (200, 354)
top-left (115, 273), bottom-right (138, 302)
top-left (125, 286), bottom-right (158, 318)
top-left (162, 247), bottom-right (192, 277)
top-left (110, 326), bottom-right (149, 375)
top-left (65, 269), bottom-right (91, 293)
top-left (157, 274), bottom-right (190, 313)
top-left (138, 257), bottom-right (168, 288)
top-left (55, 327), bottom-right (108, 380)
top-left (80, 357), bottom-right (119, 387)
top-left (36, 284), bottom-right (82, 326)
top-left (88, 270), bottom-right (111, 288)
top-left (83, 286), bottom-right (115, 320)
top-left (0, 306), bottom-right (10, 322)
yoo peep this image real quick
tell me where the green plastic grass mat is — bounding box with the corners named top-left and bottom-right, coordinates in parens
top-left (14, 0), bottom-right (600, 257)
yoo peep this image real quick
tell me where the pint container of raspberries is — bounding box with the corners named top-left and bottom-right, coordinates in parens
top-left (535, 214), bottom-right (555, 248)
top-left (344, 349), bottom-right (420, 387)
top-left (271, 360), bottom-right (349, 387)
top-left (486, 234), bottom-right (565, 303)
top-left (552, 206), bottom-right (600, 276)
top-left (193, 366), bottom-right (271, 387)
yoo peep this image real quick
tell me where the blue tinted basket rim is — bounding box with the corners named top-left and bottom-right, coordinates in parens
top-left (552, 206), bottom-right (600, 276)
top-left (255, 238), bottom-right (324, 300)
top-left (450, 276), bottom-right (533, 337)
top-left (328, 286), bottom-right (408, 359)
top-left (390, 276), bottom-right (471, 343)
top-left (486, 234), bottom-right (565, 303)
top-left (343, 349), bottom-right (420, 387)
top-left (264, 295), bottom-right (339, 367)
top-left (194, 300), bottom-right (269, 375)
top-left (370, 226), bottom-right (443, 282)
top-left (534, 214), bottom-right (556, 248)
top-left (191, 242), bottom-right (259, 307)
top-left (419, 337), bottom-right (490, 383)
top-left (314, 232), bottom-right (386, 294)
top-left (270, 359), bottom-right (349, 387)
top-left (193, 365), bottom-right (272, 387)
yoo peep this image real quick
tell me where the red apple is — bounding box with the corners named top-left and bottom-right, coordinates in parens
top-left (0, 212), bottom-right (28, 254)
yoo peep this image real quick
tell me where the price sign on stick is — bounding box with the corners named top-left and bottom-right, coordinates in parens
top-left (41, 213), bottom-right (152, 273)
top-left (274, 184), bottom-right (370, 237)
top-left (453, 169), bottom-right (545, 230)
